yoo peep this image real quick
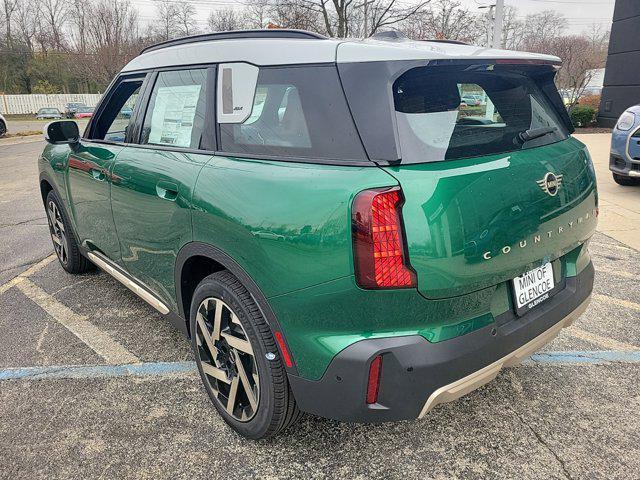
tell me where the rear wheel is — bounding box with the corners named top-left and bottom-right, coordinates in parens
top-left (45, 190), bottom-right (93, 274)
top-left (613, 173), bottom-right (640, 186)
top-left (190, 271), bottom-right (301, 439)
top-left (0, 120), bottom-right (6, 137)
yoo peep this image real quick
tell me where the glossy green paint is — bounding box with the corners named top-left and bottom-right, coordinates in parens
top-left (386, 137), bottom-right (598, 299)
top-left (40, 135), bottom-right (597, 382)
top-left (191, 155), bottom-right (396, 298)
top-left (268, 242), bottom-right (589, 380)
top-left (66, 141), bottom-right (124, 260)
top-left (110, 147), bottom-right (213, 309)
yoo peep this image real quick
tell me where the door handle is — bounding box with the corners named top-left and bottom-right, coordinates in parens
top-left (156, 181), bottom-right (179, 201)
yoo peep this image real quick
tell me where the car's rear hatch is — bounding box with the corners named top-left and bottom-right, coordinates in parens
top-left (339, 58), bottom-right (598, 299)
top-left (384, 138), bottom-right (597, 299)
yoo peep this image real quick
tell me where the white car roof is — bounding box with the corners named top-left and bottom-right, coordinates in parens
top-left (122, 30), bottom-right (560, 73)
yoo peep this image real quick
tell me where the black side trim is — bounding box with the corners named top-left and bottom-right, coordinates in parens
top-left (175, 242), bottom-right (298, 375)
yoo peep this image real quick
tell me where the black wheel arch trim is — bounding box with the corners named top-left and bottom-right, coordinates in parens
top-left (39, 171), bottom-right (82, 247)
top-left (175, 241), bottom-right (299, 375)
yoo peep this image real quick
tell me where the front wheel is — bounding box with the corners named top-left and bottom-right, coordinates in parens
top-left (190, 271), bottom-right (301, 439)
top-left (0, 121), bottom-right (6, 137)
top-left (613, 173), bottom-right (640, 186)
top-left (45, 190), bottom-right (93, 274)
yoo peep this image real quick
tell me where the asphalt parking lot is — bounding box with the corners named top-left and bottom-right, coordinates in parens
top-left (1, 136), bottom-right (639, 479)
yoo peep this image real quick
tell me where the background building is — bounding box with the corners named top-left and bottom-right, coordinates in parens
top-left (598, 0), bottom-right (640, 127)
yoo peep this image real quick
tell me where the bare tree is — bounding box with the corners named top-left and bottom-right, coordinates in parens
top-left (37, 0), bottom-right (69, 49)
top-left (84, 0), bottom-right (143, 85)
top-left (175, 2), bottom-right (199, 37)
top-left (244, 0), bottom-right (270, 29)
top-left (270, 0), bottom-right (324, 32)
top-left (70, 0), bottom-right (88, 53)
top-left (521, 10), bottom-right (566, 51)
top-left (546, 35), bottom-right (604, 108)
top-left (1, 0), bottom-right (20, 45)
top-left (154, 0), bottom-right (179, 40)
top-left (207, 7), bottom-right (245, 32)
top-left (12, 0), bottom-right (38, 51)
top-left (401, 0), bottom-right (478, 42)
top-left (367, 0), bottom-right (430, 37)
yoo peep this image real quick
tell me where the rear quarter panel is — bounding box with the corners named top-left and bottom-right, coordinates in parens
top-left (191, 155), bottom-right (396, 298)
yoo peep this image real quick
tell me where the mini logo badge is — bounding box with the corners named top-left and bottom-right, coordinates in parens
top-left (536, 172), bottom-right (563, 196)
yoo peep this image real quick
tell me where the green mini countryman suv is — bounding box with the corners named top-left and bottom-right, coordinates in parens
top-left (39, 30), bottom-right (597, 439)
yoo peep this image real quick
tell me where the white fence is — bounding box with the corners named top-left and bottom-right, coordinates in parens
top-left (0, 93), bottom-right (103, 115)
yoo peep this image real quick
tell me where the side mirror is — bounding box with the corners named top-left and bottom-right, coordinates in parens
top-left (44, 120), bottom-right (80, 145)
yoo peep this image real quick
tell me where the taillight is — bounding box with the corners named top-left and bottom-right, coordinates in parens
top-left (366, 355), bottom-right (383, 404)
top-left (352, 186), bottom-right (417, 289)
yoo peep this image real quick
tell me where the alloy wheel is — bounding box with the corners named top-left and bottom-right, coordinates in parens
top-left (195, 297), bottom-right (260, 421)
top-left (47, 200), bottom-right (68, 265)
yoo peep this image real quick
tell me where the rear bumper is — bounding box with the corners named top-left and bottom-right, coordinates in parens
top-left (288, 261), bottom-right (594, 422)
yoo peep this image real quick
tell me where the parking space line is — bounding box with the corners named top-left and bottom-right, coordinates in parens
top-left (526, 350), bottom-right (640, 364)
top-left (0, 254), bottom-right (56, 295)
top-left (567, 326), bottom-right (639, 351)
top-left (16, 278), bottom-right (140, 365)
top-left (593, 293), bottom-right (640, 313)
top-left (0, 361), bottom-right (196, 381)
top-left (1, 349), bottom-right (639, 382)
top-left (595, 267), bottom-right (637, 280)
top-left (590, 242), bottom-right (634, 252)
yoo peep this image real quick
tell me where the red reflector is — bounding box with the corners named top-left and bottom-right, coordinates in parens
top-left (352, 187), bottom-right (417, 289)
top-left (366, 355), bottom-right (383, 404)
top-left (274, 331), bottom-right (294, 368)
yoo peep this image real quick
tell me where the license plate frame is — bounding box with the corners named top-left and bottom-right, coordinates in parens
top-left (512, 262), bottom-right (555, 316)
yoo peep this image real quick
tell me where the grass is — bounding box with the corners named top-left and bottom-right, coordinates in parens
top-left (3, 130), bottom-right (42, 138)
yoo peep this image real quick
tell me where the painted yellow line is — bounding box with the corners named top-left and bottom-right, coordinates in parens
top-left (0, 255), bottom-right (56, 295)
top-left (589, 242), bottom-right (634, 252)
top-left (16, 278), bottom-right (140, 365)
top-left (595, 268), bottom-right (637, 281)
top-left (567, 326), bottom-right (640, 351)
top-left (594, 293), bottom-right (640, 313)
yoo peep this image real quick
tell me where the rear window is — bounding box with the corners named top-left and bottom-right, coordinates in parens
top-left (393, 66), bottom-right (569, 163)
top-left (219, 65), bottom-right (367, 162)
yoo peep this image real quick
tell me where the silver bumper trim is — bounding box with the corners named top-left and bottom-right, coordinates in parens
top-left (418, 295), bottom-right (592, 418)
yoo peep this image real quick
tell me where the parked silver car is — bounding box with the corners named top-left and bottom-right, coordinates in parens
top-left (36, 108), bottom-right (63, 120)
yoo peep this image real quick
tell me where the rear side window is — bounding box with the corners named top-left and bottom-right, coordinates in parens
top-left (393, 66), bottom-right (569, 163)
top-left (141, 69), bottom-right (208, 149)
top-left (219, 65), bottom-right (367, 161)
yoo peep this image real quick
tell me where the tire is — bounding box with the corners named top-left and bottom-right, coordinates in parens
top-left (45, 190), bottom-right (93, 274)
top-left (0, 120), bottom-right (6, 137)
top-left (190, 271), bottom-right (301, 439)
top-left (613, 173), bottom-right (640, 186)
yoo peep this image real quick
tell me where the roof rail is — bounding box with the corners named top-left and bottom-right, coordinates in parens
top-left (423, 39), bottom-right (469, 46)
top-left (140, 29), bottom-right (327, 55)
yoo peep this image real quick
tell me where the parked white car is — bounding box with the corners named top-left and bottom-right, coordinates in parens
top-left (0, 113), bottom-right (6, 137)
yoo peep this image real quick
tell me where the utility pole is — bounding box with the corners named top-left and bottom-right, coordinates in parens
top-left (479, 0), bottom-right (505, 49)
top-left (493, 0), bottom-right (504, 49)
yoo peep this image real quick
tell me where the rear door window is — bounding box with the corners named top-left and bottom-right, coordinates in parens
top-left (219, 65), bottom-right (367, 162)
top-left (140, 69), bottom-right (208, 149)
top-left (393, 66), bottom-right (569, 163)
top-left (90, 77), bottom-right (145, 143)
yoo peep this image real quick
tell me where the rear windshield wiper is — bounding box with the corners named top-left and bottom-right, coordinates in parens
top-left (517, 126), bottom-right (558, 144)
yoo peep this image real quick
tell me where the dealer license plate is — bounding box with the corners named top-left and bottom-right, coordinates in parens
top-left (512, 262), bottom-right (555, 313)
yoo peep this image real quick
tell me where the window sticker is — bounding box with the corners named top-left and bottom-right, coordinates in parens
top-left (148, 84), bottom-right (202, 148)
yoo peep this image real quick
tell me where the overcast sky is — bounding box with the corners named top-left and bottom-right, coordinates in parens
top-left (131, 0), bottom-right (617, 36)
